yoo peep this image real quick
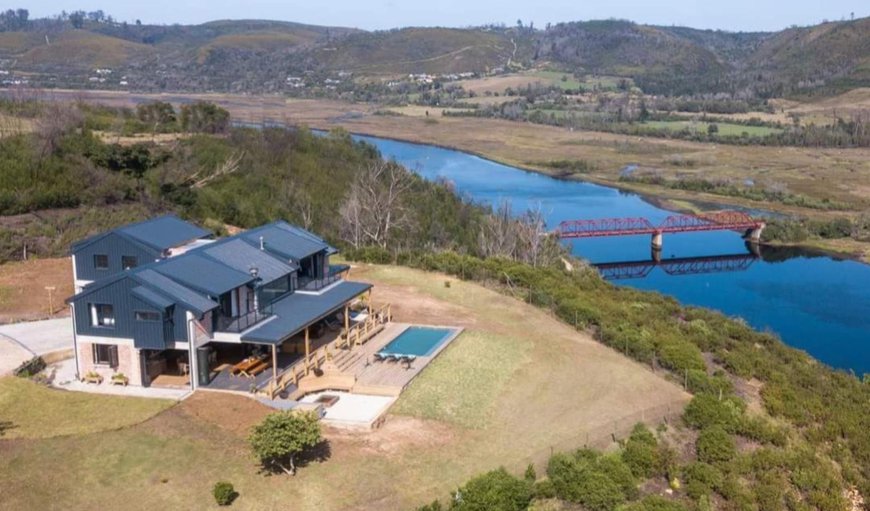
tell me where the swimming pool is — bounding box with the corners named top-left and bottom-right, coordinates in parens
top-left (378, 327), bottom-right (454, 357)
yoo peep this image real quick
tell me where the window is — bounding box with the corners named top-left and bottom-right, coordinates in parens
top-left (92, 344), bottom-right (118, 366)
top-left (94, 254), bottom-right (109, 270)
top-left (135, 310), bottom-right (160, 322)
top-left (91, 304), bottom-right (115, 328)
top-left (121, 255), bottom-right (138, 270)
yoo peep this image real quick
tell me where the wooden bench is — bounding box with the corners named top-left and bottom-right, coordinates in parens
top-left (241, 359), bottom-right (271, 378)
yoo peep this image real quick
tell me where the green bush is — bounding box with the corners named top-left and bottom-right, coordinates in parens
top-left (451, 468), bottom-right (532, 511)
top-left (547, 449), bottom-right (635, 511)
top-left (682, 462), bottom-right (722, 500)
top-left (683, 394), bottom-right (745, 432)
top-left (696, 426), bottom-right (736, 464)
top-left (212, 481), bottom-right (237, 506)
top-left (622, 495), bottom-right (689, 511)
top-left (13, 356), bottom-right (45, 378)
top-left (622, 423), bottom-right (660, 478)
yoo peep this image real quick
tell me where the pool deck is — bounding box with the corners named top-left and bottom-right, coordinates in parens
top-left (294, 322), bottom-right (463, 398)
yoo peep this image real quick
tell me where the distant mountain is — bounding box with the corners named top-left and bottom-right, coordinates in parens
top-left (0, 15), bottom-right (867, 97)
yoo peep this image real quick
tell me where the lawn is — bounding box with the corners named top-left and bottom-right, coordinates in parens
top-left (0, 263), bottom-right (688, 510)
top-left (0, 377), bottom-right (173, 439)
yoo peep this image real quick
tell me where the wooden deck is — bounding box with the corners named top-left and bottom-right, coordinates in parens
top-left (292, 322), bottom-right (463, 398)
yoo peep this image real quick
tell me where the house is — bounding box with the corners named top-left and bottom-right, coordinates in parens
top-left (67, 218), bottom-right (380, 397)
top-left (69, 215), bottom-right (212, 292)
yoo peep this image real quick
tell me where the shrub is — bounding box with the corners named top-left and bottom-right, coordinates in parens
top-left (212, 481), bottom-right (237, 506)
top-left (622, 423), bottom-right (660, 478)
top-left (683, 393), bottom-right (744, 432)
top-left (248, 411), bottom-right (322, 475)
top-left (683, 462), bottom-right (723, 500)
top-left (451, 468), bottom-right (533, 511)
top-left (547, 449), bottom-right (635, 511)
top-left (696, 426), bottom-right (736, 464)
top-left (622, 495), bottom-right (689, 511)
top-left (13, 356), bottom-right (45, 378)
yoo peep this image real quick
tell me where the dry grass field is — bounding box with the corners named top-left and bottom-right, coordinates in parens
top-left (0, 262), bottom-right (688, 510)
top-left (0, 258), bottom-right (73, 323)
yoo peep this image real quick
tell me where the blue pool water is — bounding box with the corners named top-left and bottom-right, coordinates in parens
top-left (379, 327), bottom-right (455, 357)
top-left (350, 133), bottom-right (870, 376)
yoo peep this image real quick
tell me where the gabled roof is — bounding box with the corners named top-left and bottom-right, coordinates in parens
top-left (134, 269), bottom-right (218, 315)
top-left (201, 239), bottom-right (297, 284)
top-left (241, 222), bottom-right (335, 261)
top-left (154, 254), bottom-right (254, 297)
top-left (71, 215), bottom-right (211, 253)
top-left (131, 286), bottom-right (175, 309)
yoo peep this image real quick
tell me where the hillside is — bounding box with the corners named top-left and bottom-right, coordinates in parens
top-left (0, 15), bottom-right (868, 96)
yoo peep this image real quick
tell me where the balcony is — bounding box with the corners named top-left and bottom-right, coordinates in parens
top-left (216, 303), bottom-right (273, 333)
top-left (297, 264), bottom-right (350, 292)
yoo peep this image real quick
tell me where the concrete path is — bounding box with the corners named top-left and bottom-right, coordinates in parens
top-left (49, 358), bottom-right (190, 400)
top-left (0, 317), bottom-right (74, 376)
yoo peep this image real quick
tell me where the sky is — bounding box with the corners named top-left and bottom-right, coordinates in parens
top-left (20, 0), bottom-right (868, 32)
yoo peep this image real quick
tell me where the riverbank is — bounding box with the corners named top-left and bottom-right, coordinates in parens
top-left (19, 90), bottom-right (870, 263)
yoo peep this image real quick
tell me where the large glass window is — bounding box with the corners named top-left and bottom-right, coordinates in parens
top-left (94, 254), bottom-right (109, 270)
top-left (91, 304), bottom-right (115, 328)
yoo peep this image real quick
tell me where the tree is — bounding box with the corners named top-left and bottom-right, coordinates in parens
top-left (339, 160), bottom-right (413, 249)
top-left (451, 468), bottom-right (533, 511)
top-left (69, 11), bottom-right (85, 29)
top-left (707, 123), bottom-right (719, 135)
top-left (248, 411), bottom-right (322, 475)
top-left (179, 101), bottom-right (230, 134)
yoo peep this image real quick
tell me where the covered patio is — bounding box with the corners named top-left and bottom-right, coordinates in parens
top-left (197, 279), bottom-right (389, 398)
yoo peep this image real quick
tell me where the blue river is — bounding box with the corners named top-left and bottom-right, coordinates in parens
top-left (353, 134), bottom-right (870, 376)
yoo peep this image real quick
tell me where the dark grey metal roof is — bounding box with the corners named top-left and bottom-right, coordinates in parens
top-left (242, 223), bottom-right (330, 261)
top-left (135, 269), bottom-right (218, 315)
top-left (154, 254), bottom-right (254, 296)
top-left (70, 215), bottom-right (210, 253)
top-left (119, 215), bottom-right (211, 251)
top-left (242, 280), bottom-right (372, 344)
top-left (202, 239), bottom-right (297, 284)
top-left (131, 286), bottom-right (175, 309)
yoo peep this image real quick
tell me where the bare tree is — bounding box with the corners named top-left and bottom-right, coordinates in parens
top-left (478, 200), bottom-right (518, 259)
top-left (339, 161), bottom-right (413, 249)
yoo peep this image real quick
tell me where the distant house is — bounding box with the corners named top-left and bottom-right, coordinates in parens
top-left (70, 215), bottom-right (212, 292)
top-left (66, 218), bottom-right (376, 396)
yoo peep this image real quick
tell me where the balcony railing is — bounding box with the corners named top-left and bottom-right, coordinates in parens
top-left (297, 264), bottom-right (350, 292)
top-left (216, 303), bottom-right (273, 333)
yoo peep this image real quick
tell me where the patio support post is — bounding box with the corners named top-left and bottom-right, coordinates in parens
top-left (305, 327), bottom-right (310, 375)
top-left (271, 344), bottom-right (277, 391)
top-left (344, 304), bottom-right (349, 332)
top-left (367, 289), bottom-right (372, 315)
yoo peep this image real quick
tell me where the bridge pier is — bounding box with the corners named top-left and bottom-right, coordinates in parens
top-left (746, 223), bottom-right (765, 243)
top-left (651, 231), bottom-right (663, 251)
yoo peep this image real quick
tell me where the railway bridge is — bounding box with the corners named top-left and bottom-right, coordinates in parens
top-left (556, 211), bottom-right (765, 251)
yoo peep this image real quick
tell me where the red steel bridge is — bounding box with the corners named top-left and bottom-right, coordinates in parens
top-left (556, 211), bottom-right (765, 249)
top-left (595, 253), bottom-right (758, 281)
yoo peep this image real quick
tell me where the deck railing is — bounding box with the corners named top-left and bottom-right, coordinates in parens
top-left (262, 302), bottom-right (392, 399)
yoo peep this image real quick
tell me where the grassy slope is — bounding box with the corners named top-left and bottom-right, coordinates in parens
top-left (0, 263), bottom-right (688, 510)
top-left (311, 27), bottom-right (515, 74)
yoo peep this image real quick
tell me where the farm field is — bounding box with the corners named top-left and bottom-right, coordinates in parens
top-left (0, 262), bottom-right (689, 510)
top-left (640, 120), bottom-right (782, 137)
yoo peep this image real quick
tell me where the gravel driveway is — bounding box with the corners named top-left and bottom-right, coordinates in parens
top-left (0, 317), bottom-right (74, 375)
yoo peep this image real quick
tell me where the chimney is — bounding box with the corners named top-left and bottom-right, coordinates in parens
top-left (259, 236), bottom-right (265, 250)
